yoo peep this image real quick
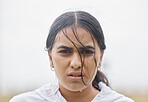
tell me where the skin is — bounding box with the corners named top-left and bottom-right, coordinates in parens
top-left (48, 27), bottom-right (104, 102)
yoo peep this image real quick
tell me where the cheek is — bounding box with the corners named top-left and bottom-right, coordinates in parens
top-left (84, 55), bottom-right (100, 76)
top-left (52, 54), bottom-right (69, 77)
top-left (85, 55), bottom-right (99, 68)
top-left (53, 55), bottom-right (69, 68)
top-left (84, 57), bottom-right (96, 74)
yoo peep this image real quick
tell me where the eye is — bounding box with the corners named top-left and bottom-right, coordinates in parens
top-left (81, 50), bottom-right (94, 54)
top-left (58, 50), bottom-right (72, 54)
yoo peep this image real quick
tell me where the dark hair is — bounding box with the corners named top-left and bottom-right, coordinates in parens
top-left (46, 11), bottom-right (109, 90)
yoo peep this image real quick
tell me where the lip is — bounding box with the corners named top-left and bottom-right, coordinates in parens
top-left (68, 71), bottom-right (84, 81)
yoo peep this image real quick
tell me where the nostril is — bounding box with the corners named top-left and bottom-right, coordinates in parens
top-left (71, 65), bottom-right (81, 69)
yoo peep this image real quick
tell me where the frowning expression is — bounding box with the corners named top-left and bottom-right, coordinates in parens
top-left (48, 26), bottom-right (103, 91)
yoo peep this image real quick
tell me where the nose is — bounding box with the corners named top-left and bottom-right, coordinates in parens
top-left (70, 52), bottom-right (81, 69)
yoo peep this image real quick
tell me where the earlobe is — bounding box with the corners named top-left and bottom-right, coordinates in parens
top-left (48, 52), bottom-right (54, 68)
top-left (97, 51), bottom-right (104, 68)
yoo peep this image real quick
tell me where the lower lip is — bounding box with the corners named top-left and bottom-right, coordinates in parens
top-left (68, 76), bottom-right (83, 81)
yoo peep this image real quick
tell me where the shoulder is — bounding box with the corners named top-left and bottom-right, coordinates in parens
top-left (93, 82), bottom-right (135, 102)
top-left (9, 83), bottom-right (59, 102)
top-left (9, 91), bottom-right (45, 102)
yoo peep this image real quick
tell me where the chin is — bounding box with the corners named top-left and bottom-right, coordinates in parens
top-left (63, 83), bottom-right (88, 92)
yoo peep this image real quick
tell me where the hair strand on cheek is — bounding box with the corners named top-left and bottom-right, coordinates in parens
top-left (61, 26), bottom-right (98, 87)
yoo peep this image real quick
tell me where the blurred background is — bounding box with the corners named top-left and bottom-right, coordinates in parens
top-left (0, 0), bottom-right (148, 102)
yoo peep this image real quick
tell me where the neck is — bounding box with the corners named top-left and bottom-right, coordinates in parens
top-left (59, 84), bottom-right (99, 102)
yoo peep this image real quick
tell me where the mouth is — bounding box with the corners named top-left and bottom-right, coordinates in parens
top-left (68, 74), bottom-right (83, 77)
top-left (68, 72), bottom-right (84, 80)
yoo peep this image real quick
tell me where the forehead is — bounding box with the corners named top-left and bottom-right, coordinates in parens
top-left (54, 27), bottom-right (96, 46)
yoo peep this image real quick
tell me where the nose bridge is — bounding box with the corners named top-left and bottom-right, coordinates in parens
top-left (70, 52), bottom-right (81, 68)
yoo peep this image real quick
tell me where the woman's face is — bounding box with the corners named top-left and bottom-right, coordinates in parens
top-left (48, 27), bottom-right (103, 91)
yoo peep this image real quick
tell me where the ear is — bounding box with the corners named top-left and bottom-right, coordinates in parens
top-left (97, 51), bottom-right (104, 68)
top-left (48, 52), bottom-right (54, 68)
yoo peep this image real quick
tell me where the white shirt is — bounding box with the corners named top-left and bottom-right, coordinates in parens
top-left (10, 82), bottom-right (134, 102)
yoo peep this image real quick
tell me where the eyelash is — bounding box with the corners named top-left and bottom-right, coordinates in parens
top-left (58, 50), bottom-right (72, 54)
top-left (58, 50), bottom-right (94, 55)
top-left (81, 50), bottom-right (94, 54)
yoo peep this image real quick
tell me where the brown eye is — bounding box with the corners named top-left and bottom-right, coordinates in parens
top-left (81, 50), bottom-right (94, 54)
top-left (58, 50), bottom-right (72, 54)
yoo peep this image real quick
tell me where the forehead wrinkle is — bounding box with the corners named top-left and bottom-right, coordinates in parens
top-left (53, 27), bottom-right (97, 49)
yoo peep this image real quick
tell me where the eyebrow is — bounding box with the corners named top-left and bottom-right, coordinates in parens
top-left (57, 45), bottom-right (95, 50)
top-left (57, 46), bottom-right (72, 50)
top-left (80, 46), bottom-right (95, 50)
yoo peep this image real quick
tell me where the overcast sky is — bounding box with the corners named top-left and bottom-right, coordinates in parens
top-left (0, 0), bottom-right (148, 95)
